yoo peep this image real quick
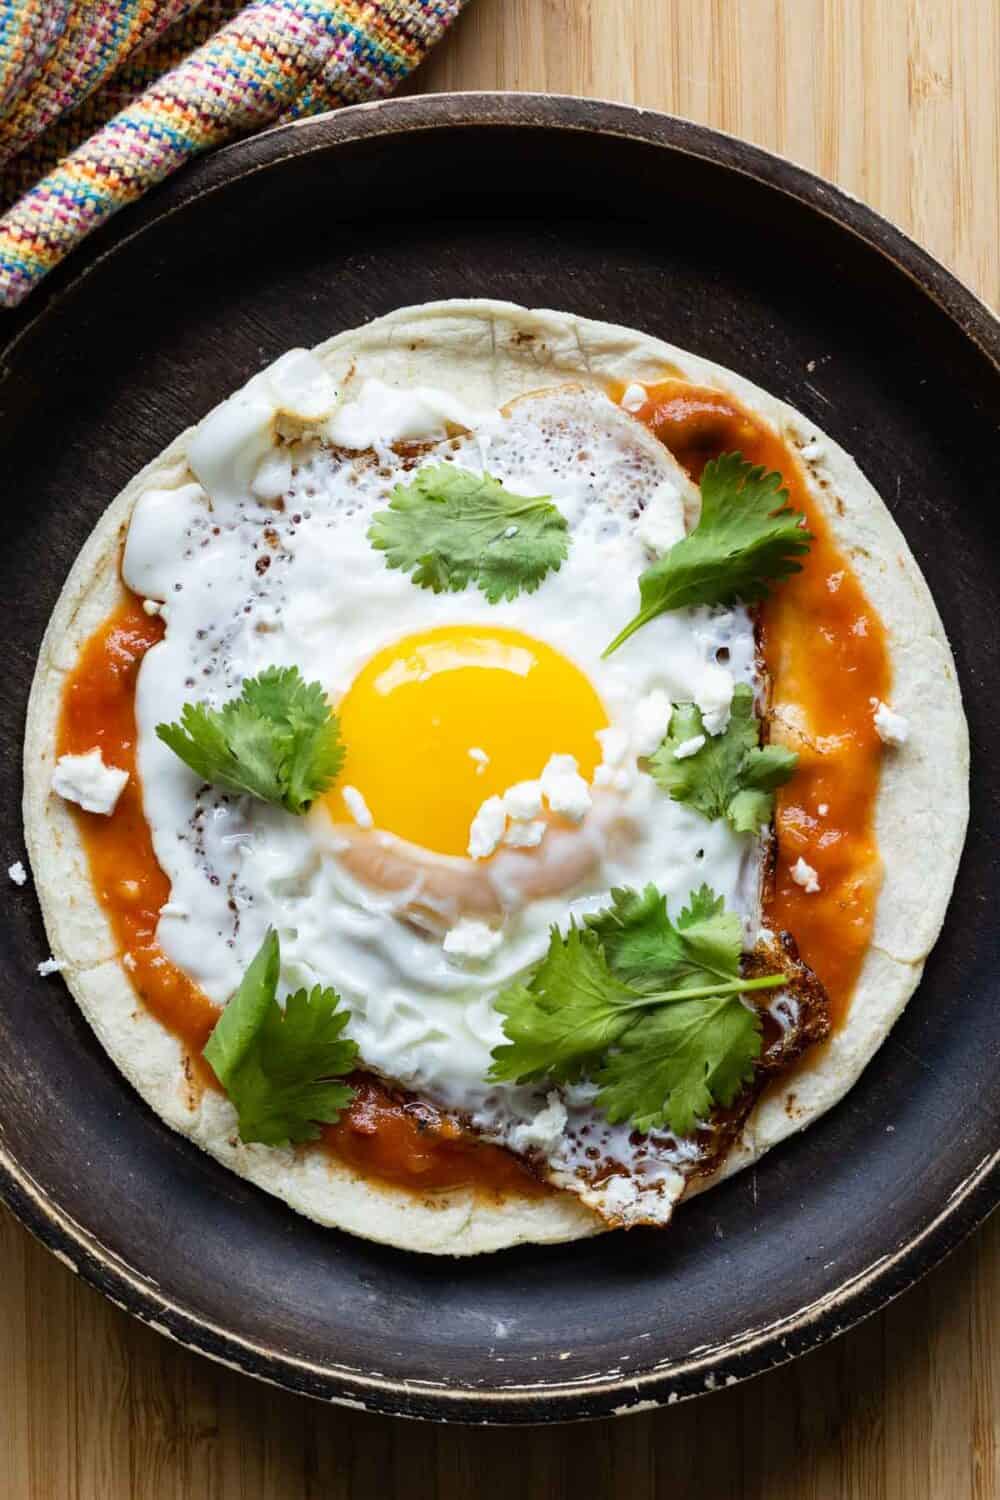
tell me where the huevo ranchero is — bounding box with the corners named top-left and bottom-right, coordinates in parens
top-left (24, 302), bottom-right (968, 1255)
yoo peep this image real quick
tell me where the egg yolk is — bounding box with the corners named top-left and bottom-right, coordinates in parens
top-left (327, 625), bottom-right (608, 857)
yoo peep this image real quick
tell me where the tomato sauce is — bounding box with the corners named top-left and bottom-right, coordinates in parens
top-left (324, 1076), bottom-right (547, 1195)
top-left (57, 597), bottom-right (545, 1197)
top-left (58, 601), bottom-right (221, 1074)
top-left (621, 378), bottom-right (890, 1025)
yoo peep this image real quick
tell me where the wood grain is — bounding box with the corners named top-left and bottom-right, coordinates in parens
top-left (2, 0), bottom-right (997, 1494)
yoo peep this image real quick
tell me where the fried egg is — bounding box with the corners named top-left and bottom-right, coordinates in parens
top-left (122, 366), bottom-right (761, 1212)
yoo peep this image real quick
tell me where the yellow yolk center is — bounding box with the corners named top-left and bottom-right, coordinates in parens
top-left (327, 625), bottom-right (608, 857)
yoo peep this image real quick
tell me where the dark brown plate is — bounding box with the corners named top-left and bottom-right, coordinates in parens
top-left (1, 94), bottom-right (997, 1424)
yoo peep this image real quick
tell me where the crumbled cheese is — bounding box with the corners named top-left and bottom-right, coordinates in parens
top-left (673, 734), bottom-right (706, 760)
top-left (791, 857), bottom-right (821, 893)
top-left (635, 478), bottom-right (685, 554)
top-left (37, 957), bottom-right (62, 977)
top-left (596, 725), bottom-right (629, 767)
top-left (595, 764), bottom-right (632, 790)
top-left (443, 919), bottom-right (503, 962)
top-left (251, 447), bottom-right (293, 502)
top-left (818, 802), bottom-right (829, 816)
top-left (620, 383), bottom-right (647, 413)
top-left (540, 754), bottom-right (592, 823)
top-left (503, 818), bottom-right (546, 849)
top-left (503, 780), bottom-right (543, 820)
top-left (468, 746), bottom-right (489, 774)
top-left (594, 725), bottom-right (634, 792)
top-left (142, 598), bottom-right (161, 617)
top-left (696, 663), bottom-right (735, 736)
top-left (631, 689), bottom-right (673, 757)
top-left (472, 759), bottom-right (596, 855)
top-left (52, 749), bottom-right (128, 816)
top-left (468, 795), bottom-right (507, 859)
top-left (508, 1092), bottom-right (569, 1154)
top-left (8, 861), bottom-right (27, 886)
top-left (872, 700), bottom-right (909, 746)
top-left (342, 785), bottom-right (374, 830)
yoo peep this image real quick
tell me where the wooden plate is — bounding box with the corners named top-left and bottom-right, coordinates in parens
top-left (1, 94), bottom-right (997, 1424)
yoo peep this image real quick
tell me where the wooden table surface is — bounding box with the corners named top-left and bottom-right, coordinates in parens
top-left (3, 1), bottom-right (998, 1495)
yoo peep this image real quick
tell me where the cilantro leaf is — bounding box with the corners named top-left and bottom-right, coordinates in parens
top-left (202, 928), bottom-right (281, 1080)
top-left (204, 929), bottom-right (358, 1147)
top-left (604, 452), bottom-right (812, 655)
top-left (647, 683), bottom-right (798, 833)
top-left (582, 884), bottom-right (679, 989)
top-left (250, 669), bottom-right (344, 814)
top-left (489, 885), bottom-right (780, 1137)
top-left (157, 700), bottom-right (286, 805)
top-left (157, 665), bottom-right (343, 815)
top-left (489, 924), bottom-right (636, 1085)
top-left (584, 882), bottom-right (741, 993)
top-left (594, 993), bottom-right (761, 1136)
top-left (368, 463), bottom-right (569, 603)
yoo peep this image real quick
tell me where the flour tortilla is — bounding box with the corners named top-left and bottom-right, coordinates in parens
top-left (23, 300), bottom-right (969, 1254)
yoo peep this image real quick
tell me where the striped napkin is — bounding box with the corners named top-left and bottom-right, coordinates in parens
top-left (0, 0), bottom-right (468, 309)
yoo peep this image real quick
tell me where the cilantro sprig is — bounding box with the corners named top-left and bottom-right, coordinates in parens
top-left (157, 666), bottom-right (343, 814)
top-left (203, 929), bottom-right (358, 1146)
top-left (604, 452), bottom-right (812, 656)
top-left (648, 683), bottom-right (798, 833)
top-left (489, 885), bottom-right (784, 1137)
top-left (368, 463), bottom-right (569, 603)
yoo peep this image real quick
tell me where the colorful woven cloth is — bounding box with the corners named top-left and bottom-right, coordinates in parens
top-left (0, 0), bottom-right (468, 308)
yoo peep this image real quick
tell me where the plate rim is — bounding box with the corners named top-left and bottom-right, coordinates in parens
top-left (2, 90), bottom-right (997, 1424)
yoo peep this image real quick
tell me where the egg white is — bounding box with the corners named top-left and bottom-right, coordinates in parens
top-left (124, 379), bottom-right (760, 1135)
